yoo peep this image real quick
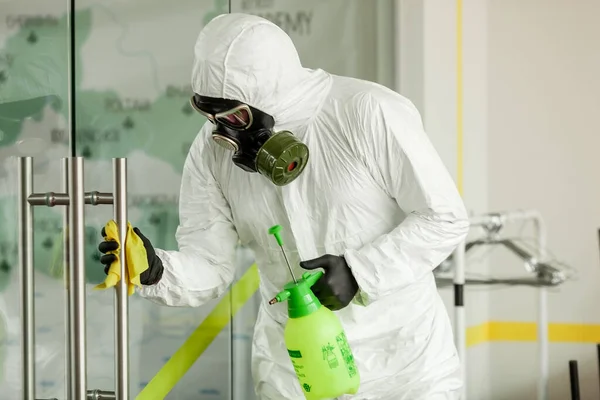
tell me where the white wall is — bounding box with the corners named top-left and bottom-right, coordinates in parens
top-left (400, 0), bottom-right (600, 399)
top-left (487, 1), bottom-right (600, 399)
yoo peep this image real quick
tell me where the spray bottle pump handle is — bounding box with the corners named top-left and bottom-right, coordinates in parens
top-left (303, 271), bottom-right (323, 287)
top-left (268, 225), bottom-right (284, 246)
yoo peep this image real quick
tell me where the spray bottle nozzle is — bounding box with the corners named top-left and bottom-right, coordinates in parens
top-left (268, 289), bottom-right (291, 305)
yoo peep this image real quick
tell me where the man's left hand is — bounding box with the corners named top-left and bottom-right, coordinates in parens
top-left (300, 254), bottom-right (359, 311)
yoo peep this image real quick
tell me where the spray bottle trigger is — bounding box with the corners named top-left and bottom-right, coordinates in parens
top-left (303, 271), bottom-right (323, 287)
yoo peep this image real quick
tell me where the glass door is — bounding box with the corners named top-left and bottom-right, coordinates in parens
top-left (72, 0), bottom-right (241, 398)
top-left (0, 0), bottom-right (73, 398)
top-left (0, 0), bottom-right (397, 398)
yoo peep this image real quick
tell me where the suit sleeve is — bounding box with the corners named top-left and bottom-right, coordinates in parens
top-left (343, 92), bottom-right (470, 306)
top-left (138, 126), bottom-right (240, 307)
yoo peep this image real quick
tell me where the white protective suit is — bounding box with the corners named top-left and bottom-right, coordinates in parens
top-left (139, 13), bottom-right (470, 400)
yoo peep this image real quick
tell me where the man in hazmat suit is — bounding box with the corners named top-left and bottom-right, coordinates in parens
top-left (98, 13), bottom-right (469, 400)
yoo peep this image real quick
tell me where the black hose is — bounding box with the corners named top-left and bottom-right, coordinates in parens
top-left (597, 344), bottom-right (600, 396)
top-left (569, 360), bottom-right (580, 400)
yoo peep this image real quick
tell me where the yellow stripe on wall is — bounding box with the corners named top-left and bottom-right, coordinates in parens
top-left (467, 322), bottom-right (600, 347)
top-left (550, 323), bottom-right (600, 342)
top-left (466, 321), bottom-right (490, 347)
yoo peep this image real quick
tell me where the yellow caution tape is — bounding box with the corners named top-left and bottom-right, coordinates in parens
top-left (135, 263), bottom-right (260, 400)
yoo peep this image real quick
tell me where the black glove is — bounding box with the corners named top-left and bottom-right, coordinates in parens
top-left (299, 254), bottom-right (359, 311)
top-left (98, 226), bottom-right (164, 285)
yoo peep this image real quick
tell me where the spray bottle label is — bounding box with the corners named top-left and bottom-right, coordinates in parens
top-left (287, 333), bottom-right (358, 395)
top-left (288, 349), bottom-right (302, 358)
top-left (288, 351), bottom-right (312, 392)
top-left (322, 343), bottom-right (339, 369)
top-left (336, 332), bottom-right (358, 378)
top-left (288, 350), bottom-right (307, 378)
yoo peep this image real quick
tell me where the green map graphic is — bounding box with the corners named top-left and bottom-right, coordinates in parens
top-left (0, 8), bottom-right (211, 288)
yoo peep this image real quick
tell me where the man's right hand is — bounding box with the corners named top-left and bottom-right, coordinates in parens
top-left (98, 226), bottom-right (164, 285)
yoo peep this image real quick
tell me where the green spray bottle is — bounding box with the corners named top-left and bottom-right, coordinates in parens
top-left (268, 225), bottom-right (360, 399)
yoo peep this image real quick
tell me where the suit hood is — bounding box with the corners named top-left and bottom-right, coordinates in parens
top-left (191, 13), bottom-right (331, 130)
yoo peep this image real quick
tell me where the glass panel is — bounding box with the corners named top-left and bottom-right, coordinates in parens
top-left (72, 1), bottom-right (237, 398)
top-left (231, 0), bottom-right (396, 87)
top-left (0, 1), bottom-right (72, 399)
top-left (0, 0), bottom-right (397, 398)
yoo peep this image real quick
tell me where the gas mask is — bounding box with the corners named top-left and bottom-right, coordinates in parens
top-left (190, 94), bottom-right (309, 186)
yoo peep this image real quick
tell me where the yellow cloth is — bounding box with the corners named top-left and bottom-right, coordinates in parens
top-left (94, 220), bottom-right (149, 295)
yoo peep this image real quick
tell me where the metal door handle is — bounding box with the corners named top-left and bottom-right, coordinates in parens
top-left (18, 156), bottom-right (130, 400)
top-left (35, 389), bottom-right (116, 400)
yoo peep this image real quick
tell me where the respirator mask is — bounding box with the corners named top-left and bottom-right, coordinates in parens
top-left (190, 94), bottom-right (309, 186)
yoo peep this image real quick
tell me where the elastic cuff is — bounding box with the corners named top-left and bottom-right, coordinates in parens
top-left (343, 248), bottom-right (372, 306)
top-left (145, 265), bottom-right (164, 286)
